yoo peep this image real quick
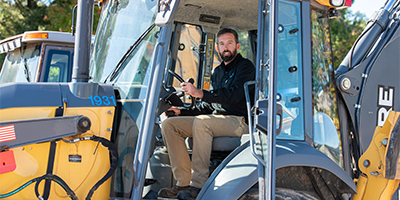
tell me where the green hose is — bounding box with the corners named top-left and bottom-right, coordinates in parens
top-left (0, 174), bottom-right (77, 200)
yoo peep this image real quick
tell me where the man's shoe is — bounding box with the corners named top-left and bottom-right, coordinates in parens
top-left (176, 186), bottom-right (201, 200)
top-left (158, 185), bottom-right (190, 198)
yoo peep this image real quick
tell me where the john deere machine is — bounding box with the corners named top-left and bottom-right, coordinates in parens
top-left (0, 0), bottom-right (400, 199)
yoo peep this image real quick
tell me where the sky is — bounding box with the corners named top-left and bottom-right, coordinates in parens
top-left (349, 0), bottom-right (388, 18)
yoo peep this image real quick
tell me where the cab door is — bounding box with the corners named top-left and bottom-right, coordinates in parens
top-left (254, 0), bottom-right (307, 198)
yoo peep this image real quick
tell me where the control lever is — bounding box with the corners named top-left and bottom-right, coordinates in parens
top-left (185, 78), bottom-right (195, 108)
top-left (165, 110), bottom-right (175, 117)
top-left (165, 70), bottom-right (196, 117)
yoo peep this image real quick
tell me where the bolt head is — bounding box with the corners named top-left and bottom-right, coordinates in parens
top-left (363, 160), bottom-right (370, 167)
top-left (382, 138), bottom-right (388, 146)
top-left (341, 77), bottom-right (351, 91)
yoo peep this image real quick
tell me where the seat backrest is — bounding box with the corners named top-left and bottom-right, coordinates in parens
top-left (186, 136), bottom-right (241, 152)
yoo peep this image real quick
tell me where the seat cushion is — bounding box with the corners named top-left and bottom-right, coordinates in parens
top-left (186, 137), bottom-right (241, 152)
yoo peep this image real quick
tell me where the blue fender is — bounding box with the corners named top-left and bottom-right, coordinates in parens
top-left (198, 139), bottom-right (357, 200)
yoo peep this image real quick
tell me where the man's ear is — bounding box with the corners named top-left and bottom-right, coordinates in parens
top-left (237, 43), bottom-right (240, 50)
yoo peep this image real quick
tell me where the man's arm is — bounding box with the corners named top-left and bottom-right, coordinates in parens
top-left (181, 82), bottom-right (203, 98)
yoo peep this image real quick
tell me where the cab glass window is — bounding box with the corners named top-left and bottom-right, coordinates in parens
top-left (0, 44), bottom-right (41, 83)
top-left (311, 8), bottom-right (343, 167)
top-left (271, 0), bottom-right (304, 141)
top-left (259, 0), bottom-right (304, 148)
top-left (43, 49), bottom-right (73, 82)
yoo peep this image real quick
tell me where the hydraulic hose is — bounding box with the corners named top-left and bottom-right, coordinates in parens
top-left (1, 135), bottom-right (118, 200)
top-left (0, 178), bottom-right (39, 198)
top-left (336, 7), bottom-right (390, 75)
top-left (34, 174), bottom-right (78, 200)
top-left (0, 174), bottom-right (77, 200)
top-left (61, 135), bottom-right (119, 200)
top-left (85, 135), bottom-right (119, 200)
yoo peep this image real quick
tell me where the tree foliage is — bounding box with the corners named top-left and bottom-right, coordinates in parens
top-left (44, 0), bottom-right (101, 32)
top-left (0, 0), bottom-right (50, 67)
top-left (0, 0), bottom-right (100, 39)
top-left (329, 8), bottom-right (368, 69)
top-left (45, 0), bottom-right (79, 32)
top-left (1, 0), bottom-right (49, 36)
top-left (0, 0), bottom-right (100, 67)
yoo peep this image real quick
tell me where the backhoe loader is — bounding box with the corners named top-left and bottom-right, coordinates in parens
top-left (0, 0), bottom-right (400, 199)
top-left (0, 31), bottom-right (75, 83)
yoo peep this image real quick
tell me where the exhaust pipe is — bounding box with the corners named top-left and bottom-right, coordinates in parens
top-left (71, 0), bottom-right (94, 83)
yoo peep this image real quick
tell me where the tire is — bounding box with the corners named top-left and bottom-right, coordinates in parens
top-left (275, 188), bottom-right (318, 200)
top-left (239, 186), bottom-right (318, 200)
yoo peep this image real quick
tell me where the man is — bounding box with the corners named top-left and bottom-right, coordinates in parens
top-left (159, 28), bottom-right (255, 199)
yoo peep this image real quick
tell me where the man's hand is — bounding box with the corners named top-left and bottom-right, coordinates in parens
top-left (165, 106), bottom-right (181, 117)
top-left (181, 82), bottom-right (203, 98)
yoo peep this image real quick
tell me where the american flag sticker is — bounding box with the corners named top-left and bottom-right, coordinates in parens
top-left (0, 125), bottom-right (16, 143)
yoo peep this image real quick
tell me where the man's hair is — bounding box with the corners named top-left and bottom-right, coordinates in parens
top-left (217, 28), bottom-right (239, 44)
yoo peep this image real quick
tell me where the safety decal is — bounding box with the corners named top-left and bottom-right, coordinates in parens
top-left (69, 155), bottom-right (82, 163)
top-left (0, 125), bottom-right (16, 143)
top-left (206, 39), bottom-right (213, 58)
top-left (203, 77), bottom-right (211, 90)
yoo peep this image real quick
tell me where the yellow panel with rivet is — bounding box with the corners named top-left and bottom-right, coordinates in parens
top-left (353, 111), bottom-right (400, 200)
top-left (0, 106), bottom-right (115, 200)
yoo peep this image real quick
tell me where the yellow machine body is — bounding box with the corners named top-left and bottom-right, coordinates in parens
top-left (353, 111), bottom-right (400, 200)
top-left (314, 0), bottom-right (351, 8)
top-left (0, 105), bottom-right (115, 199)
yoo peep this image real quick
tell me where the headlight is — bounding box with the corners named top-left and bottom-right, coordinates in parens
top-left (330, 0), bottom-right (344, 7)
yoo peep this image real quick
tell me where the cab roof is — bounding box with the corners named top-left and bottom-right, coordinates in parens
top-left (173, 0), bottom-right (258, 33)
top-left (0, 31), bottom-right (74, 54)
top-left (172, 0), bottom-right (348, 33)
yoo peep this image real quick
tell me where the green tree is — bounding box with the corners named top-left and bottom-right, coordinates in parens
top-left (0, 0), bottom-right (49, 69)
top-left (0, 0), bottom-right (100, 69)
top-left (44, 0), bottom-right (101, 33)
top-left (45, 0), bottom-right (77, 32)
top-left (0, 0), bottom-right (100, 38)
top-left (330, 8), bottom-right (367, 69)
top-left (0, 0), bottom-right (49, 38)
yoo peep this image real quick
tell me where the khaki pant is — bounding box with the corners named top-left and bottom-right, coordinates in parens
top-left (161, 114), bottom-right (248, 188)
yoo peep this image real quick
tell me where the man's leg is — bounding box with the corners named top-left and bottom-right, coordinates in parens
top-left (161, 116), bottom-right (195, 186)
top-left (190, 115), bottom-right (248, 188)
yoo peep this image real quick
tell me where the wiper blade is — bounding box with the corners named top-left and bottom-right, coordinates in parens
top-left (104, 23), bottom-right (156, 83)
top-left (23, 58), bottom-right (31, 82)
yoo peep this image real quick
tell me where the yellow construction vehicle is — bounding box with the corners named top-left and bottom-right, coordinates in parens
top-left (0, 0), bottom-right (400, 199)
top-left (0, 31), bottom-right (75, 83)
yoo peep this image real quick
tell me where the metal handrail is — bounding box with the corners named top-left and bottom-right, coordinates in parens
top-left (244, 80), bottom-right (268, 167)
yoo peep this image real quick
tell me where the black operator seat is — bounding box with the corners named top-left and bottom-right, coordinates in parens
top-left (186, 136), bottom-right (242, 152)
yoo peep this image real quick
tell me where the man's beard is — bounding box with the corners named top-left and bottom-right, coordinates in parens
top-left (220, 49), bottom-right (237, 63)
